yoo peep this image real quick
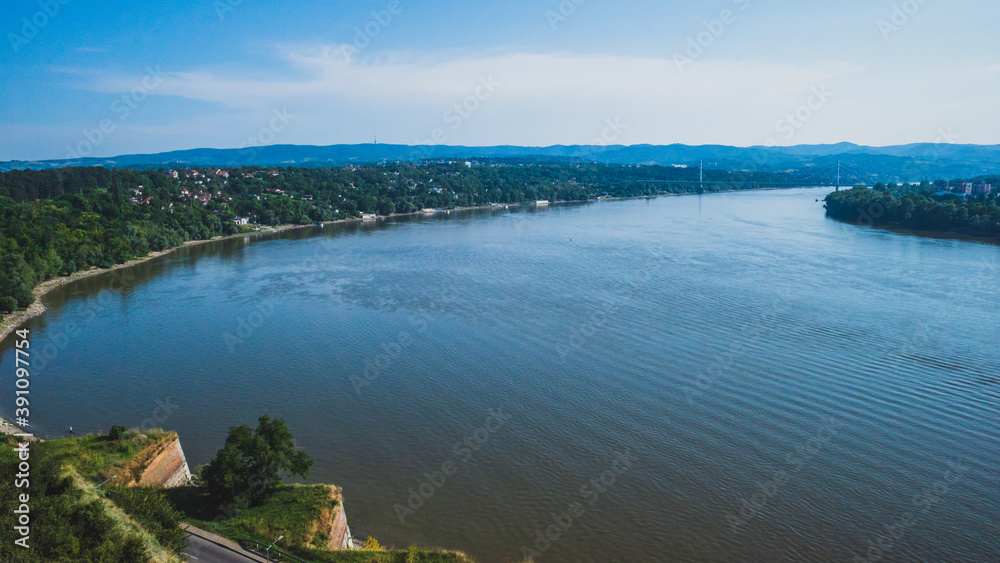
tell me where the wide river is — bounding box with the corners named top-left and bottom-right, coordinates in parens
top-left (3, 188), bottom-right (998, 562)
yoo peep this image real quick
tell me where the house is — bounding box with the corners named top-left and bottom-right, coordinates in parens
top-left (360, 213), bottom-right (377, 221)
top-left (955, 182), bottom-right (994, 196)
top-left (971, 183), bottom-right (993, 196)
top-left (234, 217), bottom-right (250, 226)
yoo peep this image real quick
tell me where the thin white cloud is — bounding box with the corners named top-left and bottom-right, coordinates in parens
top-left (62, 47), bottom-right (1000, 147)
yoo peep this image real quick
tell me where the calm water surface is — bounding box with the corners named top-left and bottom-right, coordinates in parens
top-left (2, 188), bottom-right (998, 562)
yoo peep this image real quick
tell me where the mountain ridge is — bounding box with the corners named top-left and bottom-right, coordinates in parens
top-left (4, 142), bottom-right (1000, 181)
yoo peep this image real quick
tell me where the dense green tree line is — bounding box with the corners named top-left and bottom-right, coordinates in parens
top-left (825, 185), bottom-right (1000, 236)
top-left (0, 174), bottom-right (237, 314)
top-left (0, 162), bottom-right (790, 319)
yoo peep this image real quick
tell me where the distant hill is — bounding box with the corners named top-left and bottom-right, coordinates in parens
top-left (4, 142), bottom-right (1000, 182)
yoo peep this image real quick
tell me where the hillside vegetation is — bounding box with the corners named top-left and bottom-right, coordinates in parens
top-left (0, 431), bottom-right (185, 562)
top-left (0, 162), bottom-right (787, 319)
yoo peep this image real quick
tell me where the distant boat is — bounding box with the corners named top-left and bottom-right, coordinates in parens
top-left (535, 200), bottom-right (549, 206)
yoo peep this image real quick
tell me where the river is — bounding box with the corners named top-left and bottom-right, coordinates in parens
top-left (2, 187), bottom-right (998, 562)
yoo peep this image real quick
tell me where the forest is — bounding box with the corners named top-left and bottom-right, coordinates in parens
top-left (824, 183), bottom-right (1000, 237)
top-left (0, 161), bottom-right (796, 319)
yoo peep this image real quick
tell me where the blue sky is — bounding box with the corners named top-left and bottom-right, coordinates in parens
top-left (2, 0), bottom-right (998, 160)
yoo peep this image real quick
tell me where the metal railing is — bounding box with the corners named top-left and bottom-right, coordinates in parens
top-left (231, 536), bottom-right (312, 563)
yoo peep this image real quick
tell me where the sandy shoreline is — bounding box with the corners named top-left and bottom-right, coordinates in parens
top-left (0, 203), bottom-right (504, 345)
top-left (0, 416), bottom-right (37, 439)
top-left (0, 222), bottom-right (331, 345)
top-left (0, 190), bottom-right (737, 343)
top-left (0, 187), bottom-right (794, 345)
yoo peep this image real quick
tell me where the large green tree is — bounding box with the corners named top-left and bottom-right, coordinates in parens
top-left (202, 415), bottom-right (314, 508)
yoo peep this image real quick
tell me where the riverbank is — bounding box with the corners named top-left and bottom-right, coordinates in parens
top-left (0, 222), bottom-right (331, 345)
top-left (824, 186), bottom-right (1000, 243)
top-left (0, 416), bottom-right (33, 437)
top-left (0, 185), bottom-right (785, 346)
top-left (0, 204), bottom-right (489, 345)
top-left (0, 185), bottom-right (790, 345)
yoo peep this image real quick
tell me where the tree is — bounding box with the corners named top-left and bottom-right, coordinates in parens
top-left (108, 425), bottom-right (129, 441)
top-left (202, 415), bottom-right (314, 508)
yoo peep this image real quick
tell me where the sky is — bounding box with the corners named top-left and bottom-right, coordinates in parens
top-left (1, 0), bottom-right (999, 160)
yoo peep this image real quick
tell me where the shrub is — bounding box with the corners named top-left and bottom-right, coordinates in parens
top-left (108, 425), bottom-right (129, 441)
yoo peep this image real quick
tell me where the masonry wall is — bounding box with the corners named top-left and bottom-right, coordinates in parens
top-left (137, 437), bottom-right (192, 488)
top-left (328, 499), bottom-right (351, 550)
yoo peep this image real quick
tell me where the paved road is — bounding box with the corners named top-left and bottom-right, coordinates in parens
top-left (185, 533), bottom-right (253, 562)
top-left (184, 532), bottom-right (267, 562)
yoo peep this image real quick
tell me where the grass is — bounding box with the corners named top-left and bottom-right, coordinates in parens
top-left (41, 428), bottom-right (174, 483)
top-left (10, 431), bottom-right (478, 563)
top-left (106, 486), bottom-right (187, 554)
top-left (293, 546), bottom-right (476, 563)
top-left (176, 483), bottom-right (340, 550)
top-left (0, 433), bottom-right (182, 562)
top-left (67, 467), bottom-right (185, 563)
top-left (166, 483), bottom-right (477, 563)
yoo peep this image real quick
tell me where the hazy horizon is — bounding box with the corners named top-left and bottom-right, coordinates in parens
top-left (3, 1), bottom-right (998, 160)
top-left (9, 139), bottom-right (1000, 165)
